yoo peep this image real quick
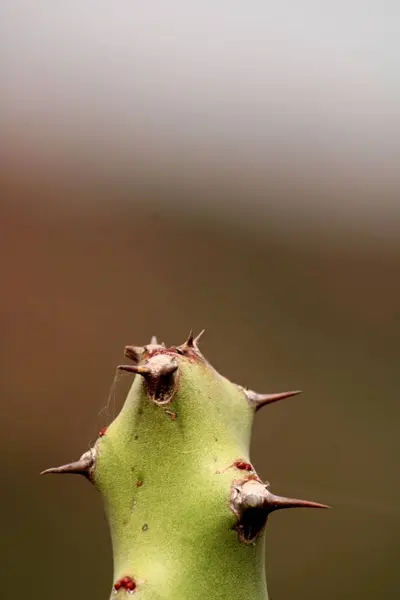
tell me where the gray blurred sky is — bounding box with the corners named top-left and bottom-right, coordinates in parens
top-left (1, 1), bottom-right (399, 231)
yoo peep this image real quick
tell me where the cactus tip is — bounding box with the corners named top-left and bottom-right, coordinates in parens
top-left (41, 331), bottom-right (330, 599)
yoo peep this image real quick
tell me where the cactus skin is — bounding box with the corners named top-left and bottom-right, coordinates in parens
top-left (42, 333), bottom-right (328, 599)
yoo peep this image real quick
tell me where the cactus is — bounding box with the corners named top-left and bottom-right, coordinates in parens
top-left (42, 332), bottom-right (328, 599)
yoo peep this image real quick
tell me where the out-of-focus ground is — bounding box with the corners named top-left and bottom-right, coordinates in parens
top-left (1, 3), bottom-right (400, 599)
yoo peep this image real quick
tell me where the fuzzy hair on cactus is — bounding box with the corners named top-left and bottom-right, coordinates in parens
top-left (42, 332), bottom-right (329, 599)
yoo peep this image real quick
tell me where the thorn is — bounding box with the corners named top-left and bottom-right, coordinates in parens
top-left (40, 448), bottom-right (96, 478)
top-left (180, 329), bottom-right (204, 353)
top-left (117, 364), bottom-right (152, 376)
top-left (233, 479), bottom-right (330, 513)
top-left (194, 329), bottom-right (205, 347)
top-left (264, 490), bottom-right (330, 512)
top-left (150, 335), bottom-right (158, 345)
top-left (245, 389), bottom-right (302, 410)
top-left (231, 478), bottom-right (329, 543)
top-left (185, 329), bottom-right (194, 347)
top-left (124, 345), bottom-right (144, 363)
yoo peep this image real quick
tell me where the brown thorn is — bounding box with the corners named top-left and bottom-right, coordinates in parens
top-left (231, 479), bottom-right (329, 543)
top-left (118, 361), bottom-right (177, 379)
top-left (233, 479), bottom-right (329, 513)
top-left (40, 449), bottom-right (95, 477)
top-left (245, 389), bottom-right (302, 410)
top-left (185, 329), bottom-right (194, 347)
top-left (265, 490), bottom-right (330, 512)
top-left (180, 329), bottom-right (204, 352)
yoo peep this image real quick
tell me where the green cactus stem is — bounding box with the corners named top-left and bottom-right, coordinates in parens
top-left (42, 332), bottom-right (329, 599)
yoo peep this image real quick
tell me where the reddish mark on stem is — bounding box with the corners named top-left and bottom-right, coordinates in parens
top-left (217, 458), bottom-right (254, 474)
top-left (99, 427), bottom-right (108, 437)
top-left (146, 347), bottom-right (177, 359)
top-left (234, 460), bottom-right (253, 472)
top-left (114, 576), bottom-right (137, 594)
top-left (136, 480), bottom-right (143, 487)
top-left (165, 410), bottom-right (177, 420)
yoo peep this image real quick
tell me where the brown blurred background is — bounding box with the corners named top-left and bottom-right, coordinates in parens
top-left (1, 3), bottom-right (400, 599)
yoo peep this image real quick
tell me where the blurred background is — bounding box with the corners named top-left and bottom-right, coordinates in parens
top-left (1, 2), bottom-right (399, 599)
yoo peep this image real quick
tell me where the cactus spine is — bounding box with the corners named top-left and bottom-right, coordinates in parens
top-left (42, 332), bottom-right (328, 599)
